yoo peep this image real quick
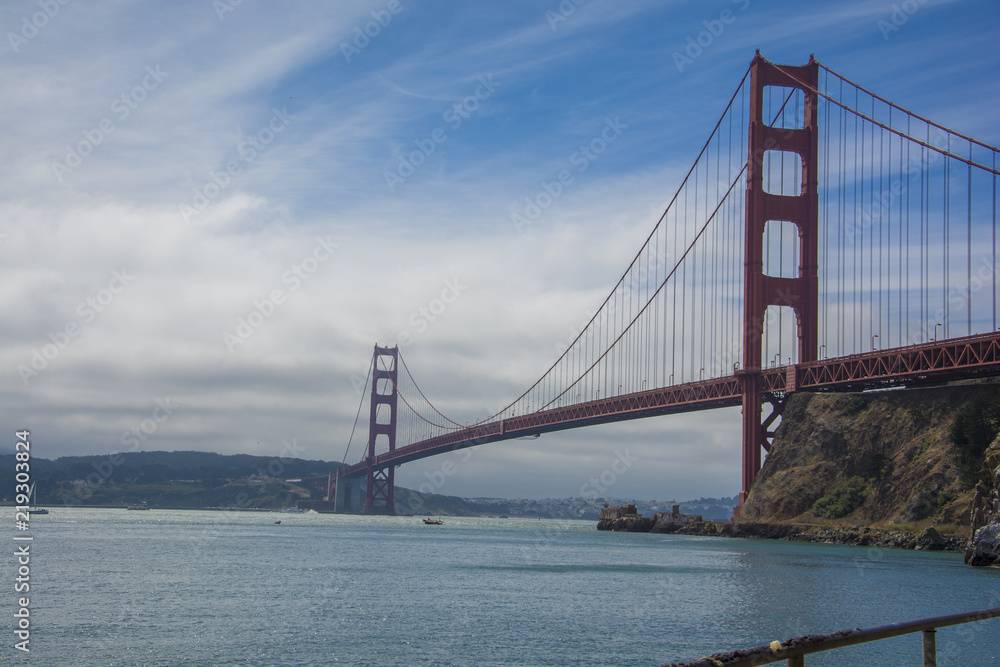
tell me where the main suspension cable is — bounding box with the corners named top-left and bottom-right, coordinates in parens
top-left (341, 354), bottom-right (373, 467)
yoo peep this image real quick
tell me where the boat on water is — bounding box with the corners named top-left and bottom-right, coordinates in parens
top-left (280, 506), bottom-right (305, 514)
top-left (127, 502), bottom-right (150, 510)
top-left (423, 517), bottom-right (443, 525)
top-left (28, 483), bottom-right (48, 514)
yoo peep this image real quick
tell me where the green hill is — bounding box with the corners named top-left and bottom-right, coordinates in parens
top-left (3, 450), bottom-right (341, 509)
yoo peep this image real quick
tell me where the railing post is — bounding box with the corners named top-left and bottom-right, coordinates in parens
top-left (787, 656), bottom-right (804, 666)
top-left (922, 629), bottom-right (936, 667)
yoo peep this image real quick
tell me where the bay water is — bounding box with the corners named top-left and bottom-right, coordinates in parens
top-left (4, 509), bottom-right (999, 666)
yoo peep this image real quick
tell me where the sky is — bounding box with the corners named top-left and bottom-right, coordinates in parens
top-left (3, 0), bottom-right (999, 503)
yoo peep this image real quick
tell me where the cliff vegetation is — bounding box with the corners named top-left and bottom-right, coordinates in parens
top-left (739, 381), bottom-right (1000, 538)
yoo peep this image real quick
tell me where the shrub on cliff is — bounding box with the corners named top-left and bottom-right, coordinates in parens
top-left (812, 477), bottom-right (870, 519)
top-left (845, 395), bottom-right (869, 414)
top-left (950, 397), bottom-right (1000, 487)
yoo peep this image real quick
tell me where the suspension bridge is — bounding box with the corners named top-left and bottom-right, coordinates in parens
top-left (323, 53), bottom-right (1000, 516)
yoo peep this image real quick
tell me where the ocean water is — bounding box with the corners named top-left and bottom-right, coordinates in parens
top-left (3, 509), bottom-right (999, 666)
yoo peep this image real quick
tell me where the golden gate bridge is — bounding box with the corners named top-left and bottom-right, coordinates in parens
top-left (324, 53), bottom-right (1000, 516)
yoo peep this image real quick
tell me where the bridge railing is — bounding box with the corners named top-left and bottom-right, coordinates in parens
top-left (662, 607), bottom-right (1000, 667)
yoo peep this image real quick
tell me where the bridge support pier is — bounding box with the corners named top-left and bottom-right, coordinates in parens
top-left (740, 53), bottom-right (818, 512)
top-left (332, 472), bottom-right (363, 513)
top-left (364, 345), bottom-right (398, 515)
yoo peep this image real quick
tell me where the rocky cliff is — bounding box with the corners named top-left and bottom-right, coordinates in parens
top-left (966, 437), bottom-right (1000, 566)
top-left (738, 381), bottom-right (1000, 544)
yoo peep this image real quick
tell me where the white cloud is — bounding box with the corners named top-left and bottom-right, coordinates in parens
top-left (3, 0), bottom-right (998, 502)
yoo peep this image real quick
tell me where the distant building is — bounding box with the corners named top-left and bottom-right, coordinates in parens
top-left (652, 504), bottom-right (703, 526)
top-left (600, 504), bottom-right (638, 521)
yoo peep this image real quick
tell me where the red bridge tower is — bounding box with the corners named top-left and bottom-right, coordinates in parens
top-left (740, 54), bottom-right (819, 510)
top-left (364, 345), bottom-right (398, 514)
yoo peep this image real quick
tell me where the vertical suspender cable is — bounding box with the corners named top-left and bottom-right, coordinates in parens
top-left (967, 143), bottom-right (972, 336)
top-left (904, 116), bottom-right (910, 343)
top-left (878, 98), bottom-right (884, 345)
top-left (944, 136), bottom-right (951, 338)
top-left (840, 80), bottom-right (847, 354)
top-left (821, 72), bottom-right (828, 354)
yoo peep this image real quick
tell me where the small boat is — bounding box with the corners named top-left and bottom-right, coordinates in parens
top-left (28, 484), bottom-right (48, 514)
top-left (127, 502), bottom-right (150, 510)
top-left (423, 517), bottom-right (443, 525)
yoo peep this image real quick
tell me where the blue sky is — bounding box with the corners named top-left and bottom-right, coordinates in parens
top-left (3, 0), bottom-right (999, 502)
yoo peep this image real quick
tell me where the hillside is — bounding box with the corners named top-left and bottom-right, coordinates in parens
top-left (14, 450), bottom-right (339, 487)
top-left (739, 381), bottom-right (1000, 530)
top-left (3, 451), bottom-right (341, 509)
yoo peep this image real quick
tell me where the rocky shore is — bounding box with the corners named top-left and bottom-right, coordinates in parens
top-left (597, 504), bottom-right (703, 533)
top-left (667, 520), bottom-right (965, 551)
top-left (600, 516), bottom-right (966, 552)
top-left (966, 439), bottom-right (1000, 565)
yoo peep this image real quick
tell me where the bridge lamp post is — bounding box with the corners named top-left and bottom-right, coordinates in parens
top-left (933, 323), bottom-right (942, 341)
top-left (871, 334), bottom-right (879, 351)
top-left (820, 344), bottom-right (826, 359)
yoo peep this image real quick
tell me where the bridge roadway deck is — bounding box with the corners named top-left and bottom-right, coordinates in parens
top-left (341, 332), bottom-right (1000, 478)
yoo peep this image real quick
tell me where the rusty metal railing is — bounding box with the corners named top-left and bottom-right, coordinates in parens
top-left (663, 607), bottom-right (1000, 667)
